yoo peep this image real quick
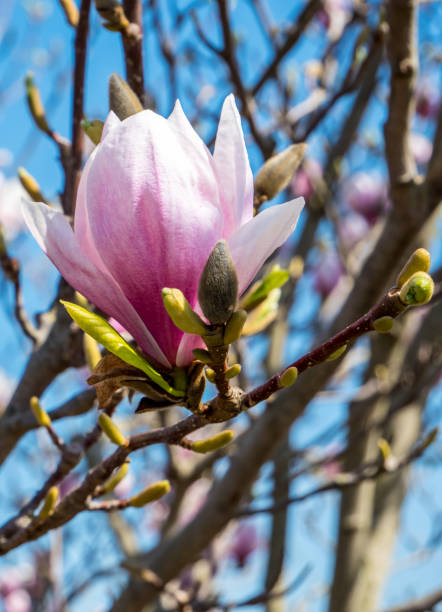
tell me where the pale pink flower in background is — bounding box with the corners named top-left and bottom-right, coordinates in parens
top-left (313, 250), bottom-right (344, 298)
top-left (342, 171), bottom-right (389, 225)
top-left (228, 523), bottom-right (259, 568)
top-left (0, 174), bottom-right (27, 241)
top-left (290, 158), bottom-right (322, 201)
top-left (409, 132), bottom-right (433, 166)
top-left (23, 96), bottom-right (304, 367)
top-left (3, 589), bottom-right (32, 612)
top-left (416, 81), bottom-right (440, 120)
top-left (338, 213), bottom-right (369, 250)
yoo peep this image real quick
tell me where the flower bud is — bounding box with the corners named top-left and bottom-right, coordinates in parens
top-left (30, 396), bottom-right (51, 428)
top-left (18, 167), bottom-right (47, 204)
top-left (396, 248), bottom-right (431, 289)
top-left (399, 272), bottom-right (434, 306)
top-left (81, 119), bottom-right (104, 145)
top-left (189, 430), bottom-right (234, 453)
top-left (95, 0), bottom-right (130, 30)
top-left (162, 288), bottom-right (208, 335)
top-left (128, 480), bottom-right (170, 507)
top-left (326, 344), bottom-right (347, 361)
top-left (279, 366), bottom-right (298, 387)
top-left (223, 310), bottom-right (247, 345)
top-left (98, 413), bottom-right (128, 446)
top-left (58, 0), bottom-right (79, 26)
top-left (83, 332), bottom-right (102, 371)
top-left (198, 240), bottom-right (238, 324)
top-left (109, 73), bottom-right (143, 120)
top-left (225, 364), bottom-right (241, 379)
top-left (102, 461), bottom-right (130, 494)
top-left (192, 348), bottom-right (213, 364)
top-left (205, 368), bottom-right (216, 383)
top-left (25, 73), bottom-right (51, 135)
top-left (38, 486), bottom-right (59, 519)
top-left (254, 143), bottom-right (307, 204)
top-left (373, 316), bottom-right (394, 334)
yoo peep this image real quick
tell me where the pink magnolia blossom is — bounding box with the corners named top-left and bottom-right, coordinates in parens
top-left (22, 96), bottom-right (303, 367)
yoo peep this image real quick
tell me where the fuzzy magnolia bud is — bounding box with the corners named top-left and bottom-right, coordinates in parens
top-left (326, 344), bottom-right (347, 361)
top-left (25, 74), bottom-right (51, 135)
top-left (223, 310), bottom-right (247, 345)
top-left (81, 119), bottom-right (104, 145)
top-left (396, 248), bottom-right (431, 289)
top-left (189, 430), bottom-right (234, 453)
top-left (18, 167), bottom-right (47, 203)
top-left (102, 461), bottom-right (130, 494)
top-left (30, 396), bottom-right (51, 427)
top-left (98, 413), bottom-right (128, 446)
top-left (279, 367), bottom-right (298, 387)
top-left (399, 272), bottom-right (434, 306)
top-left (198, 240), bottom-right (238, 324)
top-left (373, 316), bottom-right (394, 334)
top-left (254, 143), bottom-right (307, 203)
top-left (38, 486), bottom-right (59, 519)
top-left (128, 480), bottom-right (170, 507)
top-left (162, 288), bottom-right (208, 335)
top-left (109, 73), bottom-right (143, 120)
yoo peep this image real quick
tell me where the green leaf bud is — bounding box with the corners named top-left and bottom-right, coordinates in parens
top-left (399, 272), bottom-right (434, 306)
top-left (189, 430), bottom-right (234, 453)
top-left (223, 310), bottom-right (247, 345)
top-left (102, 461), bottom-right (130, 494)
top-left (81, 119), bottom-right (104, 145)
top-left (396, 248), bottom-right (431, 288)
top-left (225, 364), bottom-right (241, 379)
top-left (30, 396), bottom-right (51, 428)
top-left (109, 73), bottom-right (143, 120)
top-left (38, 486), bottom-right (59, 519)
top-left (198, 240), bottom-right (238, 324)
top-left (98, 413), bottom-right (128, 446)
top-left (373, 316), bottom-right (394, 334)
top-left (162, 288), bottom-right (208, 335)
top-left (18, 167), bottom-right (47, 203)
top-left (128, 480), bottom-right (170, 507)
top-left (326, 344), bottom-right (347, 361)
top-left (205, 368), bottom-right (216, 383)
top-left (240, 265), bottom-right (289, 310)
top-left (192, 348), bottom-right (213, 364)
top-left (279, 366), bottom-right (298, 387)
top-left (254, 143), bottom-right (307, 204)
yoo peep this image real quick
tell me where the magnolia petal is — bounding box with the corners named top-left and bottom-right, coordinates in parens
top-left (84, 110), bottom-right (223, 364)
top-left (102, 110), bottom-right (121, 140)
top-left (176, 333), bottom-right (206, 368)
top-left (21, 199), bottom-right (171, 368)
top-left (228, 198), bottom-right (304, 295)
top-left (213, 95), bottom-right (254, 236)
top-left (168, 101), bottom-right (214, 169)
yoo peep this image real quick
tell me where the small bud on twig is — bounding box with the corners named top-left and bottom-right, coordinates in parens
top-left (205, 368), bottom-right (216, 383)
top-left (18, 167), bottom-right (47, 204)
top-left (38, 487), bottom-right (59, 519)
top-left (58, 0), bottom-right (79, 27)
top-left (192, 348), bottom-right (213, 364)
top-left (109, 73), bottom-right (143, 120)
top-left (326, 344), bottom-right (347, 361)
top-left (223, 310), bottom-right (247, 345)
top-left (198, 240), bottom-right (238, 324)
top-left (128, 480), bottom-right (170, 507)
top-left (162, 288), bottom-right (208, 335)
top-left (30, 396), bottom-right (51, 428)
top-left (102, 460), bottom-right (130, 494)
top-left (98, 413), bottom-right (128, 446)
top-left (396, 248), bottom-right (431, 289)
top-left (399, 272), bottom-right (434, 306)
top-left (279, 367), bottom-right (298, 387)
top-left (188, 430), bottom-right (234, 454)
top-left (225, 364), bottom-right (241, 379)
top-left (254, 143), bottom-right (307, 205)
top-left (25, 73), bottom-right (51, 135)
top-left (373, 316), bottom-right (394, 333)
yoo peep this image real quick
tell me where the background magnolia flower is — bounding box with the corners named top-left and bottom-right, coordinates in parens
top-left (23, 95), bottom-right (303, 367)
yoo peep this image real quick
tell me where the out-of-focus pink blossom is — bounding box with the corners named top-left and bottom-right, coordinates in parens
top-left (342, 171), bottom-right (388, 224)
top-left (0, 174), bottom-right (27, 241)
top-left (3, 589), bottom-right (32, 612)
top-left (58, 473), bottom-right (78, 498)
top-left (23, 96), bottom-right (304, 368)
top-left (313, 250), bottom-right (344, 298)
top-left (291, 158), bottom-right (322, 201)
top-left (338, 214), bottom-right (369, 250)
top-left (409, 132), bottom-right (433, 166)
top-left (316, 0), bottom-right (352, 41)
top-left (228, 523), bottom-right (259, 568)
top-left (416, 82), bottom-right (440, 120)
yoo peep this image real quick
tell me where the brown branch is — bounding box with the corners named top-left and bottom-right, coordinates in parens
top-left (381, 588), bottom-right (442, 612)
top-left (62, 0), bottom-right (91, 215)
top-left (121, 0), bottom-right (145, 105)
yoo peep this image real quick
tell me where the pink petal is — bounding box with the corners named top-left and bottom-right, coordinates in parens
top-left (213, 95), bottom-right (254, 237)
top-left (228, 198), bottom-right (304, 294)
top-left (21, 199), bottom-right (170, 367)
top-left (83, 110), bottom-right (223, 365)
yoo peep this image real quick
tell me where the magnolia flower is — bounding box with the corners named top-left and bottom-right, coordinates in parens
top-left (23, 95), bottom-right (303, 367)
